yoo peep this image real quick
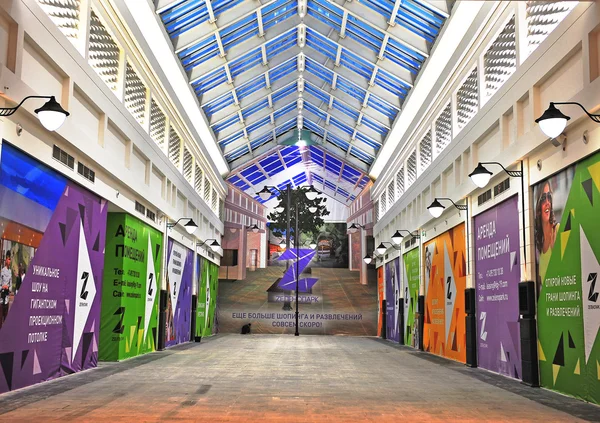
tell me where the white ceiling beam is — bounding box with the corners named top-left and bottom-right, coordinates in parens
top-left (257, 8), bottom-right (265, 37)
top-left (378, 35), bottom-right (389, 61)
top-left (340, 11), bottom-right (348, 38)
top-left (205, 0), bottom-right (217, 24)
top-left (215, 31), bottom-right (226, 57)
top-left (388, 0), bottom-right (401, 27)
top-left (261, 45), bottom-right (268, 66)
top-left (335, 45), bottom-right (343, 67)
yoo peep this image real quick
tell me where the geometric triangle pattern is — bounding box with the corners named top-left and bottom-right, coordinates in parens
top-left (582, 178), bottom-right (594, 205)
top-left (552, 333), bottom-right (565, 367)
top-left (0, 352), bottom-right (14, 391)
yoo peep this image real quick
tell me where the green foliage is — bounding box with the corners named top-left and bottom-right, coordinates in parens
top-left (267, 185), bottom-right (329, 241)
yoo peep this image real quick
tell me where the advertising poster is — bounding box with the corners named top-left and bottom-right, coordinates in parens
top-left (403, 248), bottom-right (420, 347)
top-left (385, 257), bottom-right (401, 342)
top-left (165, 239), bottom-right (193, 347)
top-left (219, 223), bottom-right (377, 335)
top-left (474, 196), bottom-right (521, 378)
top-left (378, 265), bottom-right (384, 337)
top-left (0, 142), bottom-right (107, 393)
top-left (350, 231), bottom-right (361, 271)
top-left (99, 213), bottom-right (162, 361)
top-left (423, 224), bottom-right (467, 363)
top-left (196, 256), bottom-right (218, 338)
top-left (534, 152), bottom-right (600, 404)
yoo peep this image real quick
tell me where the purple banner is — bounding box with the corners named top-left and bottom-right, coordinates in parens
top-left (474, 196), bottom-right (521, 378)
top-left (165, 238), bottom-right (193, 347)
top-left (0, 141), bottom-right (107, 393)
top-left (385, 257), bottom-right (401, 342)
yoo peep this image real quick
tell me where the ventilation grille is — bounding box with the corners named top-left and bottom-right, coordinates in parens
top-left (53, 145), bottom-right (74, 169)
top-left (183, 147), bottom-right (193, 183)
top-left (212, 188), bottom-right (218, 211)
top-left (194, 164), bottom-right (203, 193)
top-left (168, 126), bottom-right (181, 168)
top-left (149, 99), bottom-right (166, 149)
top-left (375, 200), bottom-right (380, 222)
top-left (396, 167), bottom-right (404, 198)
top-left (37, 0), bottom-right (81, 43)
top-left (406, 150), bottom-right (417, 188)
top-left (135, 201), bottom-right (146, 215)
top-left (457, 67), bottom-right (479, 131)
top-left (204, 177), bottom-right (212, 203)
top-left (477, 189), bottom-right (492, 206)
top-left (77, 162), bottom-right (95, 182)
top-left (124, 62), bottom-right (147, 126)
top-left (387, 182), bottom-right (395, 208)
top-left (435, 103), bottom-right (452, 156)
top-left (419, 130), bottom-right (432, 174)
top-left (484, 16), bottom-right (516, 100)
top-left (380, 193), bottom-right (387, 215)
top-left (526, 1), bottom-right (577, 57)
top-left (494, 178), bottom-right (510, 197)
top-left (146, 209), bottom-right (156, 222)
top-left (88, 10), bottom-right (120, 92)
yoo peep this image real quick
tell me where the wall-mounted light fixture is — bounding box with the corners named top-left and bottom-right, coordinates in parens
top-left (391, 230), bottom-right (420, 245)
top-left (536, 101), bottom-right (600, 139)
top-left (0, 95), bottom-right (70, 131)
top-left (376, 241), bottom-right (401, 256)
top-left (197, 239), bottom-right (220, 252)
top-left (469, 160), bottom-right (528, 271)
top-left (167, 218), bottom-right (198, 235)
top-left (347, 223), bottom-right (365, 234)
top-left (427, 197), bottom-right (470, 273)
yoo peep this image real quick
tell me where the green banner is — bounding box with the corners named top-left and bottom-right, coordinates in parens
top-left (403, 248), bottom-right (420, 347)
top-left (196, 257), bottom-right (219, 337)
top-left (535, 152), bottom-right (600, 404)
top-left (99, 213), bottom-right (162, 361)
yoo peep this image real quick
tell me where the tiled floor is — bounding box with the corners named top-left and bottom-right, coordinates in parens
top-left (1, 335), bottom-right (599, 422)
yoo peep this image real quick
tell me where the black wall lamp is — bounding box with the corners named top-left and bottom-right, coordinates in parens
top-left (375, 241), bottom-right (401, 256)
top-left (535, 101), bottom-right (600, 142)
top-left (391, 230), bottom-right (420, 245)
top-left (1, 95), bottom-right (70, 131)
top-left (197, 239), bottom-right (220, 252)
top-left (247, 224), bottom-right (260, 233)
top-left (348, 223), bottom-right (365, 234)
top-left (427, 197), bottom-right (467, 219)
top-left (167, 218), bottom-right (198, 235)
top-left (427, 197), bottom-right (470, 273)
top-left (469, 161), bottom-right (528, 266)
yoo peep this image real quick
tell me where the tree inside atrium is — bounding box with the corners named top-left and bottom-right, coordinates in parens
top-left (267, 185), bottom-right (329, 245)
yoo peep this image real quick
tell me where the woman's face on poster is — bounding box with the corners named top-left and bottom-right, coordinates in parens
top-left (540, 183), bottom-right (553, 225)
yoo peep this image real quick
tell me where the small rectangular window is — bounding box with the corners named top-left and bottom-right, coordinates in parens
top-left (146, 209), bottom-right (156, 222)
top-left (53, 145), bottom-right (75, 170)
top-left (135, 201), bottom-right (146, 215)
top-left (77, 162), bottom-right (95, 182)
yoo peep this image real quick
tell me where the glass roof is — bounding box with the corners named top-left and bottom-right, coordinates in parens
top-left (226, 144), bottom-right (370, 205)
top-left (157, 0), bottom-right (450, 188)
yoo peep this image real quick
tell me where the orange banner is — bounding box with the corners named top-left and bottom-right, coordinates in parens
top-left (423, 224), bottom-right (466, 363)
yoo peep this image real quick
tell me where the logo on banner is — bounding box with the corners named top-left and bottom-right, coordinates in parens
top-left (73, 221), bottom-right (96, 361)
top-left (446, 276), bottom-right (453, 300)
top-left (277, 249), bottom-right (318, 292)
top-left (112, 307), bottom-right (125, 334)
top-left (587, 272), bottom-right (598, 302)
top-left (80, 272), bottom-right (90, 300)
top-left (479, 311), bottom-right (488, 341)
top-left (144, 233), bottom-right (157, 343)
